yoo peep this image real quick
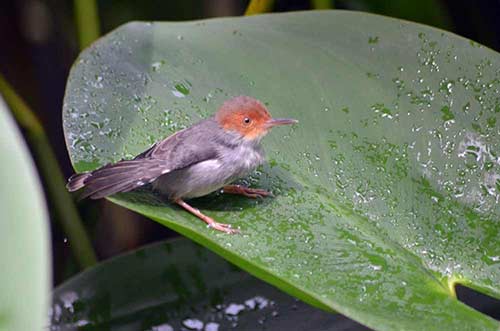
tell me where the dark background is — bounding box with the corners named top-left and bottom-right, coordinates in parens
top-left (1, 0), bottom-right (499, 297)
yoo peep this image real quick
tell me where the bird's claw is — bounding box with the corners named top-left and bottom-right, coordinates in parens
top-left (244, 188), bottom-right (273, 198)
top-left (175, 198), bottom-right (240, 234)
top-left (208, 221), bottom-right (240, 234)
top-left (223, 185), bottom-right (273, 199)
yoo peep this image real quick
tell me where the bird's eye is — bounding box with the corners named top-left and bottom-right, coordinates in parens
top-left (243, 117), bottom-right (251, 124)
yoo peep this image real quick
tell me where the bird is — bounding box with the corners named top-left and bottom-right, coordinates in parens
top-left (67, 96), bottom-right (298, 233)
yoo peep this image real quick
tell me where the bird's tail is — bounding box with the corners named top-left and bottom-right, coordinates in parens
top-left (67, 172), bottom-right (92, 192)
top-left (66, 160), bottom-right (154, 199)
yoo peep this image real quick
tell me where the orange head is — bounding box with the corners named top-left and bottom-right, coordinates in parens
top-left (215, 96), bottom-right (298, 140)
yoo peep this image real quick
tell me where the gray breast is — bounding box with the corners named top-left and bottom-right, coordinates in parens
top-left (153, 140), bottom-right (265, 199)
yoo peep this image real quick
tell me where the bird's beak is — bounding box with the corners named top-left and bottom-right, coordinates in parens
top-left (265, 118), bottom-right (299, 128)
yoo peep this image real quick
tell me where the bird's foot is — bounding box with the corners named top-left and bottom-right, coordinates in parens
top-left (206, 219), bottom-right (240, 234)
top-left (175, 198), bottom-right (239, 234)
top-left (222, 185), bottom-right (272, 198)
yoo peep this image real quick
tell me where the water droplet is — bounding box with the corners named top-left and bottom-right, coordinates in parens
top-left (371, 103), bottom-right (393, 119)
top-left (172, 82), bottom-right (190, 98)
top-left (440, 105), bottom-right (454, 122)
top-left (224, 303), bottom-right (245, 316)
top-left (182, 318), bottom-right (203, 330)
top-left (204, 322), bottom-right (219, 331)
top-left (487, 117), bottom-right (496, 128)
top-left (245, 296), bottom-right (269, 310)
top-left (152, 323), bottom-right (174, 331)
top-left (151, 60), bottom-right (165, 72)
top-left (60, 291), bottom-right (78, 313)
top-left (92, 75), bottom-right (103, 88)
top-left (171, 90), bottom-right (185, 98)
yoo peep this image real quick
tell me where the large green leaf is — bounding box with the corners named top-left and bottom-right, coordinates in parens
top-left (51, 238), bottom-right (366, 330)
top-left (63, 11), bottom-right (500, 330)
top-left (0, 97), bottom-right (51, 330)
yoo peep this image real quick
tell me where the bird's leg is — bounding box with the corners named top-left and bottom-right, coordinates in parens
top-left (222, 185), bottom-right (272, 198)
top-left (174, 199), bottom-right (239, 234)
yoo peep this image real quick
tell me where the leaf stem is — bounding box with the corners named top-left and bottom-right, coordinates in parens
top-left (73, 0), bottom-right (100, 49)
top-left (0, 74), bottom-right (97, 269)
top-left (245, 0), bottom-right (274, 15)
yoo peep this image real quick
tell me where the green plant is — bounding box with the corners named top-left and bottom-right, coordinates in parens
top-left (0, 75), bottom-right (96, 269)
top-left (62, 10), bottom-right (500, 331)
top-left (0, 97), bottom-right (51, 331)
top-left (52, 238), bottom-right (351, 330)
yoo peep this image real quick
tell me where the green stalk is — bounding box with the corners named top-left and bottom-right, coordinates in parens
top-left (245, 0), bottom-right (275, 15)
top-left (73, 0), bottom-right (100, 49)
top-left (311, 0), bottom-right (334, 9)
top-left (0, 74), bottom-right (97, 269)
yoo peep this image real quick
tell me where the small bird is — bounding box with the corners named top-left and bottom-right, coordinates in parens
top-left (67, 96), bottom-right (298, 233)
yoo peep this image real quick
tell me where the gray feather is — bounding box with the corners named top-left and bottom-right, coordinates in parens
top-left (67, 173), bottom-right (91, 191)
top-left (67, 117), bottom-right (265, 200)
top-left (67, 119), bottom-right (222, 199)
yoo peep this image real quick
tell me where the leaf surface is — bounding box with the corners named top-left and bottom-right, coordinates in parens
top-left (51, 238), bottom-right (364, 330)
top-left (63, 11), bottom-right (500, 330)
top-left (0, 97), bottom-right (51, 331)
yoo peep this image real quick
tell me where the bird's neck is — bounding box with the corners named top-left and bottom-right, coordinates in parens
top-left (215, 126), bottom-right (264, 150)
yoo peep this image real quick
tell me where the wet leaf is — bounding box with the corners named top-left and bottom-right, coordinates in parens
top-left (64, 11), bottom-right (500, 330)
top-left (51, 238), bottom-right (366, 331)
top-left (0, 97), bottom-right (51, 330)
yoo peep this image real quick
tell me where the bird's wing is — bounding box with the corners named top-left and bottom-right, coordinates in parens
top-left (134, 126), bottom-right (189, 160)
top-left (134, 119), bottom-right (219, 160)
top-left (69, 121), bottom-right (219, 199)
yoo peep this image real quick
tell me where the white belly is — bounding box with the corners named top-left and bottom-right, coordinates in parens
top-left (153, 142), bottom-right (265, 199)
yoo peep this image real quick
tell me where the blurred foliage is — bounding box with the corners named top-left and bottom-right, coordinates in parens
top-left (338, 0), bottom-right (452, 30)
top-left (74, 0), bottom-right (100, 49)
top-left (0, 74), bottom-right (96, 269)
top-left (97, 0), bottom-right (247, 34)
top-left (52, 238), bottom-right (366, 331)
top-left (245, 0), bottom-right (275, 15)
top-left (0, 96), bottom-right (51, 331)
top-left (311, 0), bottom-right (334, 10)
